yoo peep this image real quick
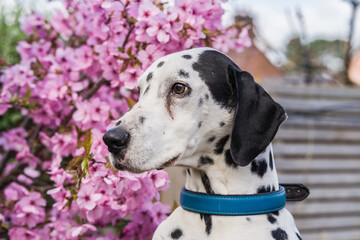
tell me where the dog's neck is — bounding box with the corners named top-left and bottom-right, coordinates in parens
top-left (184, 144), bottom-right (279, 195)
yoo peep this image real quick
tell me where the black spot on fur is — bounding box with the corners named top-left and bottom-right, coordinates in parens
top-left (157, 61), bottom-right (164, 67)
top-left (269, 151), bottom-right (274, 170)
top-left (182, 54), bottom-right (192, 59)
top-left (170, 228), bottom-right (183, 239)
top-left (199, 156), bottom-right (214, 166)
top-left (186, 168), bottom-right (191, 175)
top-left (272, 228), bottom-right (288, 240)
top-left (198, 98), bottom-right (203, 106)
top-left (115, 120), bottom-right (121, 126)
top-left (219, 122), bottom-right (225, 127)
top-left (192, 50), bottom-right (239, 110)
top-left (139, 116), bottom-right (145, 124)
top-left (200, 214), bottom-right (212, 235)
top-left (257, 185), bottom-right (271, 193)
top-left (225, 149), bottom-right (237, 168)
top-left (267, 214), bottom-right (277, 224)
top-left (251, 158), bottom-right (268, 178)
top-left (296, 233), bottom-right (302, 240)
top-left (201, 173), bottom-right (214, 194)
top-left (272, 211), bottom-right (279, 216)
top-left (198, 122), bottom-right (202, 128)
top-left (144, 85), bottom-right (150, 95)
top-left (146, 72), bottom-right (153, 82)
top-left (208, 136), bottom-right (216, 142)
top-left (178, 69), bottom-right (190, 78)
top-left (214, 135), bottom-right (230, 155)
top-left (205, 94), bottom-right (209, 100)
top-left (246, 217), bottom-right (251, 222)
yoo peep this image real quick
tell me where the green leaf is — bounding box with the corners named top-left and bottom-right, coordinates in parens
top-left (202, 29), bottom-right (211, 34)
top-left (67, 155), bottom-right (83, 170)
top-left (129, 17), bottom-right (137, 24)
top-left (24, 85), bottom-right (31, 100)
top-left (125, 97), bottom-right (135, 108)
top-left (127, 46), bottom-right (133, 56)
top-left (81, 158), bottom-right (89, 176)
top-left (70, 187), bottom-right (77, 195)
top-left (1, 222), bottom-right (9, 230)
top-left (121, 59), bottom-right (131, 72)
top-left (83, 131), bottom-right (93, 155)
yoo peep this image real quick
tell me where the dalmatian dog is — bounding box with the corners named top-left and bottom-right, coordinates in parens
top-left (103, 48), bottom-right (302, 240)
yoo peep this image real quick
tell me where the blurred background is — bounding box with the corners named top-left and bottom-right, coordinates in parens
top-left (223, 0), bottom-right (360, 86)
top-left (1, 0), bottom-right (360, 240)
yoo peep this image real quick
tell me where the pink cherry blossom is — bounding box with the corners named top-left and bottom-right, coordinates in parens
top-left (47, 186), bottom-right (71, 210)
top-left (4, 182), bottom-right (29, 201)
top-left (51, 10), bottom-right (72, 37)
top-left (19, 12), bottom-right (44, 34)
top-left (8, 227), bottom-right (40, 240)
top-left (12, 192), bottom-right (46, 228)
top-left (146, 15), bottom-right (172, 43)
top-left (0, 127), bottom-right (27, 152)
top-left (121, 67), bottom-right (143, 90)
top-left (40, 131), bottom-right (78, 157)
top-left (70, 223), bottom-right (97, 238)
top-left (76, 181), bottom-right (103, 211)
top-left (74, 45), bottom-right (94, 70)
top-left (138, 45), bottom-right (165, 69)
top-left (0, 103), bottom-right (11, 114)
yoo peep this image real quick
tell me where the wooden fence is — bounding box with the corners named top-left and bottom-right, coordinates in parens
top-left (265, 83), bottom-right (360, 240)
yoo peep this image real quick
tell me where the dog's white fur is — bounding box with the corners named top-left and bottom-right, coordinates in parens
top-left (107, 48), bottom-right (301, 240)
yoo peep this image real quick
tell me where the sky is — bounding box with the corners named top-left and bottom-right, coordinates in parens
top-left (1, 0), bottom-right (360, 65)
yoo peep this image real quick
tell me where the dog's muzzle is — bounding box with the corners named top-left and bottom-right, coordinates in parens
top-left (103, 127), bottom-right (130, 153)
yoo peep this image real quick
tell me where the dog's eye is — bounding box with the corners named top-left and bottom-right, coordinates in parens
top-left (172, 83), bottom-right (187, 95)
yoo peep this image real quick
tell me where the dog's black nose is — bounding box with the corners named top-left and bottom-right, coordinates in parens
top-left (103, 128), bottom-right (130, 153)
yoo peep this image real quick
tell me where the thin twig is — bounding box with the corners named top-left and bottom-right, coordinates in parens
top-left (29, 124), bottom-right (41, 143)
top-left (122, 25), bottom-right (135, 49)
top-left (84, 78), bottom-right (107, 100)
top-left (0, 163), bottom-right (27, 191)
top-left (0, 150), bottom-right (16, 178)
top-left (121, 2), bottom-right (135, 50)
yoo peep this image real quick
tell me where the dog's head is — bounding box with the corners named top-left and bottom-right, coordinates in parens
top-left (103, 48), bottom-right (286, 172)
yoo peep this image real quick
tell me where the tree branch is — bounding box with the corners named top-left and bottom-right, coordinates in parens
top-left (0, 163), bottom-right (27, 191)
top-left (122, 25), bottom-right (135, 49)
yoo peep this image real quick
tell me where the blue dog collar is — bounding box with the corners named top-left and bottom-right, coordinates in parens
top-left (180, 186), bottom-right (286, 216)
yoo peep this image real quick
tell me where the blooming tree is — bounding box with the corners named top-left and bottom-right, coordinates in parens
top-left (0, 0), bottom-right (251, 239)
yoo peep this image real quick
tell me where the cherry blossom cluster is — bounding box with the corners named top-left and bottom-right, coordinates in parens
top-left (0, 0), bottom-right (250, 239)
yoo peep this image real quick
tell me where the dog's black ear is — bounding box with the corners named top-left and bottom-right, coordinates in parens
top-left (228, 65), bottom-right (287, 166)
